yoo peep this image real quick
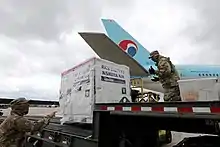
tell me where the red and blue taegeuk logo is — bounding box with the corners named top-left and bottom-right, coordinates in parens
top-left (118, 40), bottom-right (138, 57)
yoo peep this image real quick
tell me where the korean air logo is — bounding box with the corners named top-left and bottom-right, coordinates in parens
top-left (119, 40), bottom-right (138, 57)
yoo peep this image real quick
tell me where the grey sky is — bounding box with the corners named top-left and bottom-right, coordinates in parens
top-left (0, 0), bottom-right (219, 100)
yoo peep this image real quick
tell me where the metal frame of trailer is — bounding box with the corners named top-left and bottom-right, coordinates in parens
top-left (95, 101), bottom-right (220, 147)
top-left (25, 123), bottom-right (97, 147)
top-left (22, 101), bottom-right (220, 147)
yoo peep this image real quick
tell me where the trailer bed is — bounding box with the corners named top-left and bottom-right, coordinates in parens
top-left (44, 122), bottom-right (93, 137)
top-left (25, 118), bottom-right (97, 147)
top-left (1, 101), bottom-right (220, 147)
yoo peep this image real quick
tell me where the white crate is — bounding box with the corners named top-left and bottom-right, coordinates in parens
top-left (59, 57), bottom-right (131, 124)
top-left (177, 78), bottom-right (219, 101)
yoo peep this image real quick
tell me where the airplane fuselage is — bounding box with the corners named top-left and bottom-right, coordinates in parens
top-left (144, 64), bottom-right (220, 79)
top-left (133, 64), bottom-right (220, 93)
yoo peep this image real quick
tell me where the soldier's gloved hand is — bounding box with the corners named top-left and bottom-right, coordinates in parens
top-left (148, 66), bottom-right (155, 74)
top-left (47, 111), bottom-right (57, 118)
top-left (151, 76), bottom-right (159, 82)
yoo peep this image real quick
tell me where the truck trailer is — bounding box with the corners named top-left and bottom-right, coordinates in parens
top-left (22, 100), bottom-right (220, 147)
top-left (11, 58), bottom-right (220, 147)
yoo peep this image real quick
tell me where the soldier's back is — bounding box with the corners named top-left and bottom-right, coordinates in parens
top-left (0, 114), bottom-right (24, 147)
top-left (158, 56), bottom-right (179, 87)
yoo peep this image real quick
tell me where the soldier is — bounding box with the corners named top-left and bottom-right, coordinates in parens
top-left (148, 50), bottom-right (181, 101)
top-left (0, 97), bottom-right (57, 147)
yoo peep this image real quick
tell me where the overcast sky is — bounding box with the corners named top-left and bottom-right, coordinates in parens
top-left (0, 0), bottom-right (219, 101)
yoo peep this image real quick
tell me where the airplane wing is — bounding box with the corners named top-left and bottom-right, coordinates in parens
top-left (79, 32), bottom-right (150, 77)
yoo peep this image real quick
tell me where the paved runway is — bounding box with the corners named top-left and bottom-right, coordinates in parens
top-left (1, 107), bottom-right (61, 117)
top-left (1, 107), bottom-right (203, 147)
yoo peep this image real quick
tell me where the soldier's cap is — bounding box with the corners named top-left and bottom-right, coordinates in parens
top-left (149, 50), bottom-right (159, 59)
top-left (10, 97), bottom-right (30, 107)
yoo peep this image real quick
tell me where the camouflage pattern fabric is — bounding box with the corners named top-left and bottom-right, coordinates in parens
top-left (0, 98), bottom-right (52, 147)
top-left (151, 53), bottom-right (181, 101)
top-left (0, 112), bottom-right (50, 147)
top-left (163, 86), bottom-right (181, 101)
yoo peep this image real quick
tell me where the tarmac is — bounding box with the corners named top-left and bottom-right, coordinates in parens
top-left (1, 106), bottom-right (61, 117)
top-left (163, 132), bottom-right (203, 147)
top-left (1, 107), bottom-right (203, 147)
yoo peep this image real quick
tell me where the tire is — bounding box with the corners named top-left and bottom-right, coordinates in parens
top-left (165, 130), bottom-right (172, 144)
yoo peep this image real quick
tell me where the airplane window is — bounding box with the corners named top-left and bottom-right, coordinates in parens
top-left (199, 74), bottom-right (201, 76)
top-left (213, 74), bottom-right (216, 76)
top-left (217, 74), bottom-right (219, 77)
top-left (209, 74), bottom-right (212, 76)
top-left (206, 74), bottom-right (208, 76)
top-left (202, 74), bottom-right (205, 76)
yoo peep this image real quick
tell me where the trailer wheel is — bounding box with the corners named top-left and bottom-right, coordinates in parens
top-left (165, 130), bottom-right (172, 144)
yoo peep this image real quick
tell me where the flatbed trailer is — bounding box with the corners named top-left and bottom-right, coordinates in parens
top-left (20, 100), bottom-right (220, 147)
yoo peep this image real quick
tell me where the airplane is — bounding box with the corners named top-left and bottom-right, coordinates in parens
top-left (78, 19), bottom-right (220, 93)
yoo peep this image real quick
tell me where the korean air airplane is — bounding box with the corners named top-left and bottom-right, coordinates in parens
top-left (78, 19), bottom-right (220, 93)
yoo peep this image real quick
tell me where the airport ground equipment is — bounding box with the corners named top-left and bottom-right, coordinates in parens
top-left (130, 78), bottom-right (161, 102)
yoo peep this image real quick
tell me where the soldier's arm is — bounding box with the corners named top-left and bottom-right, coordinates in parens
top-left (14, 116), bottom-right (51, 133)
top-left (157, 59), bottom-right (172, 77)
top-left (14, 111), bottom-right (56, 132)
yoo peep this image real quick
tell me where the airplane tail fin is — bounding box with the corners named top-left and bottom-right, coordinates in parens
top-left (101, 19), bottom-right (155, 67)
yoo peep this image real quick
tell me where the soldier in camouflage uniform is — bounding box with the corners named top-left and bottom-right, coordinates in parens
top-left (148, 50), bottom-right (181, 101)
top-left (0, 98), bottom-right (57, 147)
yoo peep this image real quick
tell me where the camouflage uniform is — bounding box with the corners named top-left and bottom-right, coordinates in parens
top-left (0, 98), bottom-right (55, 147)
top-left (149, 51), bottom-right (181, 101)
